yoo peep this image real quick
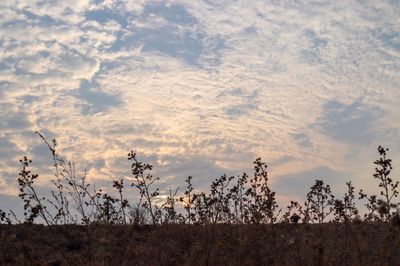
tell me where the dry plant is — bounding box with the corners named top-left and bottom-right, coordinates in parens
top-left (1, 133), bottom-right (400, 265)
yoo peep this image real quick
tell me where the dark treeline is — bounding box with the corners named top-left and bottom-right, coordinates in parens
top-left (0, 131), bottom-right (400, 265)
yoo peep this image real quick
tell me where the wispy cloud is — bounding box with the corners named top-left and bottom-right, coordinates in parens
top-left (0, 0), bottom-right (399, 206)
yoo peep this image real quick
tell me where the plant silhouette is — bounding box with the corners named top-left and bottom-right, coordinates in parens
top-left (0, 134), bottom-right (400, 265)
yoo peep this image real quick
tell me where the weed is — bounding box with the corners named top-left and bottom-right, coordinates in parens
top-left (1, 133), bottom-right (400, 265)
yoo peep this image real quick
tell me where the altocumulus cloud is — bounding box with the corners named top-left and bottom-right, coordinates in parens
top-left (0, 0), bottom-right (399, 207)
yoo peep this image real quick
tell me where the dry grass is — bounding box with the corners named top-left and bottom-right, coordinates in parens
top-left (1, 223), bottom-right (400, 265)
top-left (1, 133), bottom-right (400, 265)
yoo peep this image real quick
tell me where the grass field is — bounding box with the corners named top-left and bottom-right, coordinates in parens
top-left (1, 222), bottom-right (400, 265)
top-left (1, 135), bottom-right (399, 265)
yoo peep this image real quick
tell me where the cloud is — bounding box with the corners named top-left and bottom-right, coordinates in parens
top-left (85, 8), bottom-right (129, 28)
top-left (274, 166), bottom-right (346, 200)
top-left (291, 133), bottom-right (313, 148)
top-left (87, 2), bottom-right (227, 67)
top-left (0, 194), bottom-right (23, 216)
top-left (76, 79), bottom-right (122, 115)
top-left (316, 100), bottom-right (382, 143)
top-left (0, 0), bottom-right (399, 214)
top-left (0, 112), bottom-right (31, 130)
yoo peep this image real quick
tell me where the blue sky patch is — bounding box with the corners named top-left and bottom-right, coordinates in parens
top-left (317, 100), bottom-right (380, 143)
top-left (77, 80), bottom-right (122, 115)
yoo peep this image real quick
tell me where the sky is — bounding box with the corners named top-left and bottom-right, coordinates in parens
top-left (0, 0), bottom-right (400, 211)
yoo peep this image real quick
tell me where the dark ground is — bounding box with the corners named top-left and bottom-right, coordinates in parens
top-left (1, 223), bottom-right (399, 266)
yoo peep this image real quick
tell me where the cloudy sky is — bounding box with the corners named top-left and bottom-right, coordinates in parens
top-left (1, 0), bottom-right (400, 209)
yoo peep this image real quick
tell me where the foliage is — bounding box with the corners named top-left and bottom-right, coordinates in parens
top-left (1, 134), bottom-right (400, 265)
top-left (360, 146), bottom-right (399, 221)
top-left (1, 134), bottom-right (399, 227)
top-left (304, 180), bottom-right (335, 223)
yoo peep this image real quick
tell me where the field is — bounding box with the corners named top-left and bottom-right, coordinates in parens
top-left (1, 136), bottom-right (400, 265)
top-left (1, 222), bottom-right (400, 265)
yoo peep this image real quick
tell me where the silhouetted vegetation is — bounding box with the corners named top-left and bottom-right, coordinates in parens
top-left (0, 132), bottom-right (400, 265)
